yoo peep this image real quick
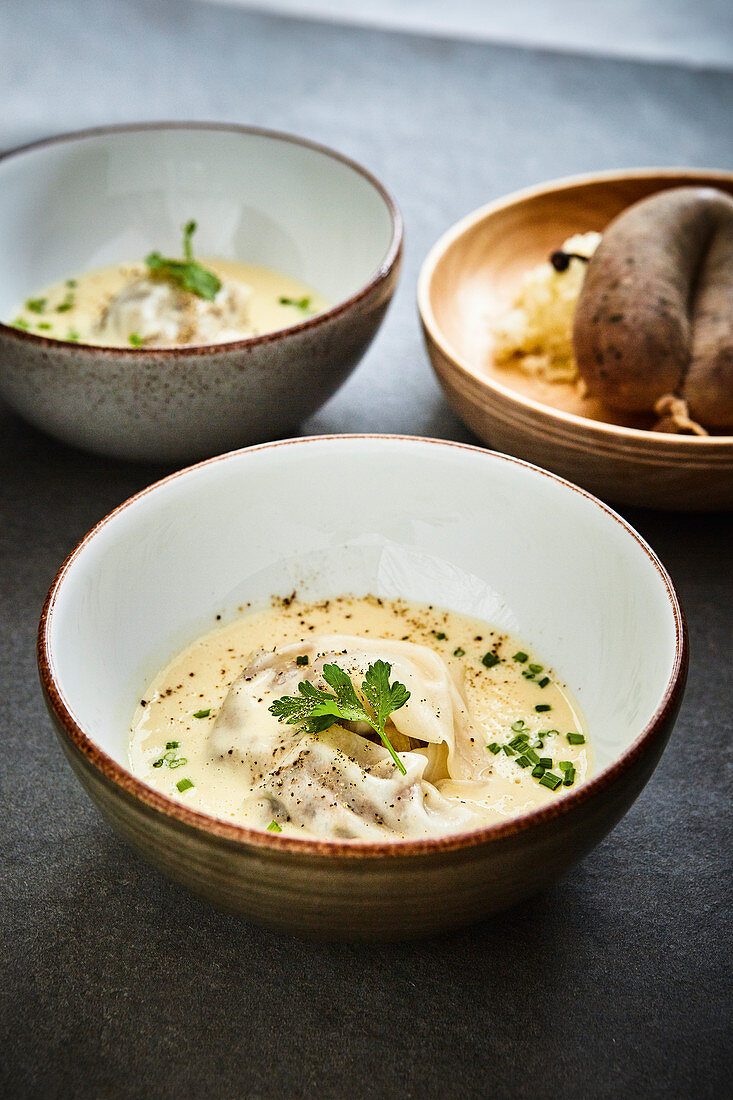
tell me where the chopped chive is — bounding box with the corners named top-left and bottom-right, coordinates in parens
top-left (279, 295), bottom-right (311, 310)
top-left (539, 757), bottom-right (553, 769)
top-left (56, 301), bottom-right (74, 313)
top-left (481, 652), bottom-right (499, 668)
top-left (37, 322), bottom-right (52, 330)
top-left (66, 279), bottom-right (77, 288)
top-left (513, 651), bottom-right (528, 663)
top-left (453, 647), bottom-right (465, 657)
top-left (541, 729), bottom-right (559, 737)
top-left (515, 755), bottom-right (532, 768)
top-left (538, 676), bottom-right (551, 688)
top-left (295, 655), bottom-right (309, 666)
top-left (267, 820), bottom-right (283, 832)
top-left (176, 777), bottom-right (194, 792)
top-left (166, 741), bottom-right (179, 750)
top-left (558, 760), bottom-right (573, 773)
top-left (510, 719), bottom-right (527, 732)
top-left (13, 318), bottom-right (29, 330)
top-left (152, 759), bottom-right (164, 768)
top-left (566, 732), bottom-right (586, 745)
top-left (169, 758), bottom-right (187, 768)
top-left (524, 748), bottom-right (540, 765)
top-left (522, 670), bottom-right (536, 679)
top-left (502, 745), bottom-right (517, 756)
top-left (487, 742), bottom-right (501, 754)
top-left (539, 772), bottom-right (562, 790)
top-left (535, 704), bottom-right (551, 713)
top-left (563, 768), bottom-right (576, 786)
top-left (529, 663), bottom-right (544, 673)
top-left (193, 708), bottom-right (211, 719)
top-left (434, 631), bottom-right (447, 640)
top-left (25, 297), bottom-right (47, 313)
top-left (531, 764), bottom-right (545, 778)
top-left (129, 333), bottom-right (143, 346)
top-left (66, 329), bottom-right (80, 341)
top-left (509, 734), bottom-right (529, 750)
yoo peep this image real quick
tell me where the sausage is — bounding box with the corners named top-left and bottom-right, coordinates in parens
top-left (573, 187), bottom-right (733, 429)
top-left (685, 210), bottom-right (733, 428)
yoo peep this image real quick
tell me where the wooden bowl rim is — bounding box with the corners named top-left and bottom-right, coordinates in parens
top-left (417, 166), bottom-right (733, 449)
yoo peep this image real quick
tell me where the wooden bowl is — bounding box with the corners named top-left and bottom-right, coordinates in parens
top-left (418, 169), bottom-right (733, 510)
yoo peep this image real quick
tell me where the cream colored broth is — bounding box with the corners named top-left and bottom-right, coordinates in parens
top-left (10, 259), bottom-right (329, 347)
top-left (129, 596), bottom-right (590, 841)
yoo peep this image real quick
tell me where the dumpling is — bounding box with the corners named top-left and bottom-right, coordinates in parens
top-left (95, 274), bottom-right (252, 346)
top-left (208, 635), bottom-right (492, 839)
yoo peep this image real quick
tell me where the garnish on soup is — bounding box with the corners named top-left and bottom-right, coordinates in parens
top-left (270, 659), bottom-right (410, 774)
top-left (144, 220), bottom-right (222, 302)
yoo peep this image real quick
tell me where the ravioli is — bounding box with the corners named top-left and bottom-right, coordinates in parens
top-left (95, 272), bottom-right (253, 347)
top-left (209, 636), bottom-right (488, 839)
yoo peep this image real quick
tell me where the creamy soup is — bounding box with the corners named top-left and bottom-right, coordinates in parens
top-left (129, 596), bottom-right (590, 841)
top-left (10, 241), bottom-right (328, 348)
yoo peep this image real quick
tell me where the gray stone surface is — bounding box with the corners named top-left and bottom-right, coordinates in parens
top-left (2, 2), bottom-right (732, 1097)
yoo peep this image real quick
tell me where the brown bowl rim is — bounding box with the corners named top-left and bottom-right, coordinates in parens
top-left (417, 166), bottom-right (733, 448)
top-left (38, 434), bottom-right (688, 860)
top-left (0, 121), bottom-right (403, 356)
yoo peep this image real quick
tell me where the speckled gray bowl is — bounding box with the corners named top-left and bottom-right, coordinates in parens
top-left (0, 124), bottom-right (402, 461)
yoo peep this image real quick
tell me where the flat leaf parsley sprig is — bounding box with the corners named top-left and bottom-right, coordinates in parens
top-left (269, 660), bottom-right (410, 774)
top-left (145, 220), bottom-right (222, 301)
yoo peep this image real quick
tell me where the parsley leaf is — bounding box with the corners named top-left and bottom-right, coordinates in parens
top-left (269, 660), bottom-right (410, 774)
top-left (269, 680), bottom-right (342, 735)
top-left (145, 253), bottom-right (221, 300)
top-left (360, 660), bottom-right (410, 736)
top-left (145, 220), bottom-right (222, 301)
top-left (321, 663), bottom-right (366, 721)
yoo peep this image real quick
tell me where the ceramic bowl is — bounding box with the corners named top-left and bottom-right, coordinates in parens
top-left (418, 168), bottom-right (733, 510)
top-left (38, 435), bottom-right (687, 940)
top-left (0, 124), bottom-right (402, 461)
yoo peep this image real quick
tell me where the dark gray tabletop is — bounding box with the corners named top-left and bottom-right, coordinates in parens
top-left (2, 2), bottom-right (732, 1097)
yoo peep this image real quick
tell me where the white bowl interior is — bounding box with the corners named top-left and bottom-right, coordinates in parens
top-left (0, 127), bottom-right (395, 314)
top-left (47, 438), bottom-right (680, 785)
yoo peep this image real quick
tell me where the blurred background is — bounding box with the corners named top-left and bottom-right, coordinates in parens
top-left (206, 0), bottom-right (733, 65)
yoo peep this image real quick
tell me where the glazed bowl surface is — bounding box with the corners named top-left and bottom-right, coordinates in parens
top-left (418, 168), bottom-right (733, 510)
top-left (38, 435), bottom-right (687, 939)
top-left (0, 124), bottom-right (402, 461)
